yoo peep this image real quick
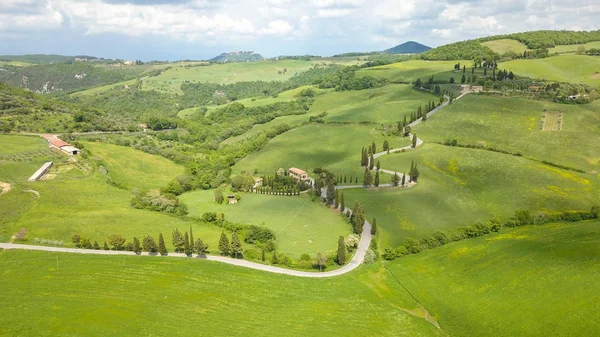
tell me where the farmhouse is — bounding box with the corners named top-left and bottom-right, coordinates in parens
top-left (42, 135), bottom-right (80, 155)
top-left (28, 161), bottom-right (53, 182)
top-left (227, 195), bottom-right (238, 204)
top-left (288, 167), bottom-right (309, 181)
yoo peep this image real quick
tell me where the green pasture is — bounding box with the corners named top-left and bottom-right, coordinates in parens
top-left (142, 60), bottom-right (349, 94)
top-left (311, 84), bottom-right (437, 123)
top-left (180, 190), bottom-right (351, 257)
top-left (0, 174), bottom-right (222, 250)
top-left (502, 54), bottom-right (600, 86)
top-left (481, 39), bottom-right (529, 54)
top-left (388, 220), bottom-right (600, 337)
top-left (356, 60), bottom-right (468, 83)
top-left (414, 95), bottom-right (600, 171)
top-left (233, 123), bottom-right (410, 178)
top-left (70, 78), bottom-right (138, 96)
top-left (0, 250), bottom-right (441, 337)
top-left (0, 135), bottom-right (47, 155)
top-left (548, 41), bottom-right (600, 54)
top-left (344, 143), bottom-right (599, 248)
top-left (84, 142), bottom-right (184, 191)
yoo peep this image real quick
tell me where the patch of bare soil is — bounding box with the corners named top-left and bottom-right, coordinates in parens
top-left (0, 182), bottom-right (11, 195)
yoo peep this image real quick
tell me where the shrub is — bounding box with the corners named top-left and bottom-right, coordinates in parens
top-left (394, 245), bottom-right (408, 257)
top-left (382, 247), bottom-right (397, 260)
top-left (14, 228), bottom-right (27, 241)
top-left (244, 225), bottom-right (275, 244)
top-left (592, 205), bottom-right (599, 218)
top-left (264, 240), bottom-right (276, 252)
top-left (364, 249), bottom-right (377, 264)
top-left (202, 212), bottom-right (217, 222)
top-left (404, 237), bottom-right (422, 254)
top-left (300, 253), bottom-right (311, 261)
top-left (345, 233), bottom-right (360, 250)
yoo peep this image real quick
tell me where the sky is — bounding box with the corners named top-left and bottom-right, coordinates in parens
top-left (0, 0), bottom-right (599, 61)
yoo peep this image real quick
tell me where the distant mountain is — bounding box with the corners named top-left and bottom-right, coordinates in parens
top-left (210, 51), bottom-right (264, 62)
top-left (385, 41), bottom-right (431, 54)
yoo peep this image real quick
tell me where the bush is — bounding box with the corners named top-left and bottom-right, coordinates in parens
top-left (244, 225), bottom-right (275, 244)
top-left (202, 212), bottom-right (217, 222)
top-left (404, 237), bottom-right (422, 254)
top-left (394, 246), bottom-right (408, 257)
top-left (345, 234), bottom-right (360, 250)
top-left (382, 247), bottom-right (397, 260)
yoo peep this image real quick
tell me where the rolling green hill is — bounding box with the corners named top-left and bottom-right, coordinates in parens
top-left (385, 41), bottom-right (431, 54)
top-left (501, 54), bottom-right (600, 86)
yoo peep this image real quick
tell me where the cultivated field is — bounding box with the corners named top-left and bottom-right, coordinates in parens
top-left (0, 249), bottom-right (442, 337)
top-left (346, 143), bottom-right (599, 248)
top-left (389, 220), bottom-right (600, 336)
top-left (84, 142), bottom-right (185, 191)
top-left (502, 54), bottom-right (600, 86)
top-left (548, 41), bottom-right (600, 54)
top-left (481, 39), bottom-right (529, 54)
top-left (413, 95), bottom-right (600, 171)
top-left (356, 60), bottom-right (468, 83)
top-left (233, 123), bottom-right (410, 178)
top-left (180, 191), bottom-right (351, 257)
top-left (541, 111), bottom-right (561, 131)
top-left (0, 135), bottom-right (47, 155)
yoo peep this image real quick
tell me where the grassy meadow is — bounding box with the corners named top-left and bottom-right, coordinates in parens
top-left (84, 142), bottom-right (184, 191)
top-left (481, 39), bottom-right (529, 54)
top-left (180, 190), bottom-right (351, 257)
top-left (548, 41), bottom-right (600, 54)
top-left (414, 95), bottom-right (600, 172)
top-left (356, 60), bottom-right (468, 83)
top-left (0, 135), bottom-right (47, 155)
top-left (0, 249), bottom-right (442, 337)
top-left (233, 123), bottom-right (410, 178)
top-left (388, 220), bottom-right (600, 337)
top-left (502, 54), bottom-right (600, 86)
top-left (345, 143), bottom-right (599, 248)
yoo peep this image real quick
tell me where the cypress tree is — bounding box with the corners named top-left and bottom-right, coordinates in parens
top-left (103, 241), bottom-right (109, 250)
top-left (376, 160), bottom-right (381, 171)
top-left (231, 232), bottom-right (243, 258)
top-left (272, 251), bottom-right (279, 264)
top-left (219, 231), bottom-right (230, 256)
top-left (371, 141), bottom-right (376, 154)
top-left (392, 172), bottom-right (400, 187)
top-left (355, 177), bottom-right (358, 184)
top-left (412, 134), bottom-right (417, 148)
top-left (351, 202), bottom-right (365, 234)
top-left (184, 232), bottom-right (191, 256)
top-left (189, 226), bottom-right (194, 254)
top-left (158, 233), bottom-right (167, 255)
top-left (371, 218), bottom-right (377, 235)
top-left (326, 181), bottom-right (336, 205)
top-left (344, 175), bottom-right (347, 183)
top-left (194, 238), bottom-right (208, 255)
top-left (142, 235), bottom-right (157, 252)
top-left (133, 237), bottom-right (141, 254)
top-left (93, 241), bottom-right (100, 250)
top-left (340, 192), bottom-right (345, 211)
top-left (383, 140), bottom-right (389, 151)
top-left (369, 153), bottom-right (374, 170)
top-left (261, 247), bottom-right (266, 261)
top-left (363, 167), bottom-right (373, 187)
top-left (423, 110), bottom-right (428, 121)
top-left (334, 189), bottom-right (339, 209)
top-left (337, 236), bottom-right (347, 265)
top-left (401, 172), bottom-right (406, 186)
top-left (374, 171), bottom-right (380, 187)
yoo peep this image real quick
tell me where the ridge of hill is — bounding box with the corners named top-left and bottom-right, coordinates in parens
top-left (210, 51), bottom-right (264, 62)
top-left (385, 41), bottom-right (431, 54)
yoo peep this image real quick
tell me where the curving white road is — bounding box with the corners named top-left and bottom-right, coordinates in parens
top-left (1, 92), bottom-right (467, 278)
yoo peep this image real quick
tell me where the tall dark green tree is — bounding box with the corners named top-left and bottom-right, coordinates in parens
top-left (314, 179), bottom-right (322, 198)
top-left (340, 192), bottom-right (345, 211)
top-left (376, 160), bottom-right (381, 171)
top-left (158, 233), bottom-right (167, 255)
top-left (368, 153), bottom-right (374, 170)
top-left (382, 140), bottom-right (389, 151)
top-left (374, 171), bottom-right (380, 187)
top-left (461, 74), bottom-right (466, 83)
top-left (326, 181), bottom-right (336, 205)
top-left (337, 236), bottom-right (346, 265)
top-left (272, 251), bottom-right (279, 264)
top-left (334, 189), bottom-right (339, 209)
top-left (392, 172), bottom-right (400, 187)
top-left (361, 147), bottom-right (367, 166)
top-left (103, 241), bottom-right (109, 250)
top-left (401, 172), bottom-right (406, 186)
top-left (371, 218), bottom-right (377, 235)
top-left (172, 228), bottom-right (185, 253)
top-left (143, 235), bottom-right (157, 253)
top-left (189, 226), bottom-right (194, 254)
top-left (219, 231), bottom-right (230, 256)
top-left (184, 232), bottom-right (191, 256)
top-left (351, 202), bottom-right (365, 234)
top-left (371, 141), bottom-right (376, 154)
top-left (133, 237), bottom-right (141, 254)
top-left (410, 163), bottom-right (420, 182)
top-left (363, 167), bottom-right (373, 187)
top-left (231, 232), bottom-right (243, 258)
top-left (412, 134), bottom-right (417, 148)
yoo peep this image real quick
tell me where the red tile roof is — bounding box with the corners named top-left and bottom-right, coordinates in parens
top-left (50, 139), bottom-right (71, 148)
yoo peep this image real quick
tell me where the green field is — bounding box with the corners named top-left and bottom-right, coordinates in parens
top-left (548, 41), bottom-right (600, 54)
top-left (142, 59), bottom-right (357, 94)
top-left (180, 191), bottom-right (351, 257)
top-left (310, 84), bottom-right (436, 123)
top-left (388, 220), bottom-right (600, 336)
top-left (233, 123), bottom-right (410, 177)
top-left (70, 78), bottom-right (138, 96)
top-left (0, 249), bottom-right (442, 337)
top-left (481, 39), bottom-right (529, 54)
top-left (502, 54), bottom-right (600, 86)
top-left (345, 143), bottom-right (599, 248)
top-left (414, 95), bottom-right (600, 171)
top-left (356, 60), bottom-right (468, 83)
top-left (84, 142), bottom-right (184, 191)
top-left (0, 135), bottom-right (47, 155)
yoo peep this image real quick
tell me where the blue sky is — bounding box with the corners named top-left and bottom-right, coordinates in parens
top-left (0, 0), bottom-right (598, 61)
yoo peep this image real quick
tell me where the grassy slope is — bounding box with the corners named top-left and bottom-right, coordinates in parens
top-left (388, 220), bottom-right (600, 337)
top-left (180, 191), bottom-right (351, 257)
top-left (502, 54), bottom-right (600, 86)
top-left (481, 39), bottom-right (529, 54)
top-left (548, 41), bottom-right (600, 54)
top-left (312, 84), bottom-right (437, 123)
top-left (0, 135), bottom-right (47, 155)
top-left (414, 95), bottom-right (600, 172)
top-left (84, 142), bottom-right (185, 191)
top-left (233, 123), bottom-right (409, 178)
top-left (345, 143), bottom-right (599, 248)
top-left (356, 60), bottom-right (467, 83)
top-left (0, 250), bottom-right (443, 337)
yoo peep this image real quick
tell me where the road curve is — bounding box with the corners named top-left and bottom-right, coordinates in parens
top-left (1, 92), bottom-right (466, 278)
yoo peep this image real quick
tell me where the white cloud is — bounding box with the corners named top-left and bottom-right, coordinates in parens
top-left (312, 0), bottom-right (363, 8)
top-left (259, 6), bottom-right (289, 18)
top-left (317, 8), bottom-right (352, 18)
top-left (432, 28), bottom-right (451, 38)
top-left (258, 20), bottom-right (294, 36)
top-left (373, 1), bottom-right (416, 20)
top-left (441, 3), bottom-right (469, 21)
